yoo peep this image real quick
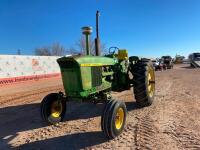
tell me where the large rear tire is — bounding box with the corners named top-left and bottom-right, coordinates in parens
top-left (41, 93), bottom-right (66, 125)
top-left (132, 61), bottom-right (155, 106)
top-left (101, 99), bottom-right (127, 139)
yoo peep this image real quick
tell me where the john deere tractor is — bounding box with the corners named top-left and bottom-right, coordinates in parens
top-left (41, 11), bottom-right (155, 139)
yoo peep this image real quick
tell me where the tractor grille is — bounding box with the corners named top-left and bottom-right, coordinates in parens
top-left (91, 67), bottom-right (102, 87)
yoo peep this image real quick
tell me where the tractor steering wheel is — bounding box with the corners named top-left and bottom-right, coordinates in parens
top-left (109, 47), bottom-right (119, 55)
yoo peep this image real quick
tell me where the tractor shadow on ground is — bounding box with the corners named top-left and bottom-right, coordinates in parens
top-left (15, 131), bottom-right (107, 150)
top-left (0, 101), bottom-right (140, 138)
top-left (0, 99), bottom-right (141, 149)
top-left (64, 102), bottom-right (104, 121)
top-left (65, 100), bottom-right (142, 121)
top-left (0, 103), bottom-right (44, 137)
top-left (0, 102), bottom-right (104, 139)
top-left (0, 103), bottom-right (46, 149)
top-left (125, 101), bottom-right (143, 112)
top-left (13, 101), bottom-right (142, 150)
top-left (0, 103), bottom-right (106, 149)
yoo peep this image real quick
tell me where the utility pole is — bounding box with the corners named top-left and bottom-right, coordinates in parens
top-left (17, 49), bottom-right (21, 55)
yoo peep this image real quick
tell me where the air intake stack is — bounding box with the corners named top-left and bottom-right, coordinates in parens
top-left (82, 26), bottom-right (93, 55)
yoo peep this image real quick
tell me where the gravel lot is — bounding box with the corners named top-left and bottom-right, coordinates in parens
top-left (0, 64), bottom-right (200, 150)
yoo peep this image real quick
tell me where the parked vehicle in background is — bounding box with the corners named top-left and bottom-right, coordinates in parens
top-left (154, 59), bottom-right (167, 71)
top-left (174, 55), bottom-right (185, 64)
top-left (152, 59), bottom-right (157, 70)
top-left (182, 59), bottom-right (190, 64)
top-left (161, 56), bottom-right (173, 69)
top-left (188, 52), bottom-right (200, 68)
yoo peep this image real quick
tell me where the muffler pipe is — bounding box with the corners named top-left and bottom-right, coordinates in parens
top-left (95, 11), bottom-right (100, 56)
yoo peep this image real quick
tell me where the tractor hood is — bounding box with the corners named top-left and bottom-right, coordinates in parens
top-left (57, 55), bottom-right (115, 67)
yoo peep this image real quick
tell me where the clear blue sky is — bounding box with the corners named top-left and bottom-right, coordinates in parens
top-left (0, 0), bottom-right (200, 57)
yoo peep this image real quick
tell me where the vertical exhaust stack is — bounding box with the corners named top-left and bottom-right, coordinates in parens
top-left (95, 11), bottom-right (101, 56)
top-left (82, 26), bottom-right (93, 55)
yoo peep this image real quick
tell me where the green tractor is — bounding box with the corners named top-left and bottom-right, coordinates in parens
top-left (40, 11), bottom-right (155, 139)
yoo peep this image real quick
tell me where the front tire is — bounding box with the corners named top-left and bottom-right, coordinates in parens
top-left (101, 100), bottom-right (127, 139)
top-left (41, 93), bottom-right (66, 125)
top-left (132, 61), bottom-right (155, 106)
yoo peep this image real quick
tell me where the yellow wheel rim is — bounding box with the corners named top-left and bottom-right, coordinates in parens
top-left (115, 108), bottom-right (124, 130)
top-left (51, 101), bottom-right (63, 118)
top-left (148, 67), bottom-right (155, 97)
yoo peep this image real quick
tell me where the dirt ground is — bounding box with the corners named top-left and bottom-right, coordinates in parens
top-left (0, 64), bottom-right (200, 150)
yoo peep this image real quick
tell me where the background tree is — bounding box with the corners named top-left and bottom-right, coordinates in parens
top-left (65, 47), bottom-right (80, 55)
top-left (34, 39), bottom-right (107, 56)
top-left (35, 43), bottom-right (66, 56)
top-left (35, 47), bottom-right (51, 56)
top-left (51, 42), bottom-right (65, 56)
top-left (99, 43), bottom-right (108, 55)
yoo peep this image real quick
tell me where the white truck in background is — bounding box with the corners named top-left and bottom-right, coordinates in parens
top-left (188, 53), bottom-right (200, 68)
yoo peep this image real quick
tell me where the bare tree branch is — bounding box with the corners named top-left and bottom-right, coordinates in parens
top-left (51, 42), bottom-right (65, 56)
top-left (34, 39), bottom-right (107, 56)
top-left (35, 47), bottom-right (51, 56)
top-left (35, 43), bottom-right (67, 56)
top-left (65, 47), bottom-right (81, 55)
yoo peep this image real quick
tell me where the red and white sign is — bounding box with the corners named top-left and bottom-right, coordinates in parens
top-left (0, 55), bottom-right (61, 85)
